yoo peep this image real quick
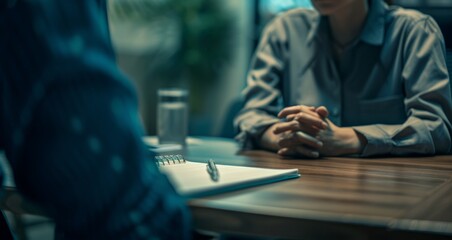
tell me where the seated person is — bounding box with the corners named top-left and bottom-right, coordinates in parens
top-left (235, 0), bottom-right (452, 157)
top-left (0, 0), bottom-right (190, 238)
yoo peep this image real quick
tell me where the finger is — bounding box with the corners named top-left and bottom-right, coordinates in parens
top-left (277, 147), bottom-right (296, 157)
top-left (298, 124), bottom-right (321, 136)
top-left (285, 114), bottom-right (297, 121)
top-left (273, 120), bottom-right (320, 135)
top-left (294, 131), bottom-right (323, 149)
top-left (273, 121), bottom-right (321, 136)
top-left (294, 146), bottom-right (320, 158)
top-left (278, 146), bottom-right (319, 158)
top-left (273, 121), bottom-right (302, 134)
top-left (278, 131), bottom-right (323, 149)
top-left (285, 109), bottom-right (317, 121)
top-left (316, 106), bottom-right (329, 119)
top-left (294, 112), bottom-right (328, 130)
top-left (278, 105), bottom-right (317, 118)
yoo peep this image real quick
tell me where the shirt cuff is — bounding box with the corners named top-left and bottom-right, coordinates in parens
top-left (353, 125), bottom-right (393, 157)
top-left (235, 117), bottom-right (279, 150)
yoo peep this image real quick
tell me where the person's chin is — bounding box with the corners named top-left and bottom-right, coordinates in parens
top-left (315, 8), bottom-right (336, 15)
top-left (312, 2), bottom-right (338, 15)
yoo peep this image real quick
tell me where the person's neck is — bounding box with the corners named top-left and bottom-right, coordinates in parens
top-left (328, 1), bottom-right (369, 47)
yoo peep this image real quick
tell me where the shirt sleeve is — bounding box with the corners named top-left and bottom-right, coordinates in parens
top-left (1, 1), bottom-right (190, 238)
top-left (234, 19), bottom-right (286, 149)
top-left (354, 17), bottom-right (452, 156)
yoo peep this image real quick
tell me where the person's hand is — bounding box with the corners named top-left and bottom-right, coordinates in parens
top-left (274, 105), bottom-right (366, 157)
top-left (271, 105), bottom-right (328, 158)
top-left (258, 105), bottom-right (325, 157)
top-left (259, 120), bottom-right (324, 158)
top-left (312, 106), bottom-right (366, 156)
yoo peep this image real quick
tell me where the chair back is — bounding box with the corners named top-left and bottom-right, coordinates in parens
top-left (0, 210), bottom-right (14, 240)
top-left (220, 98), bottom-right (244, 138)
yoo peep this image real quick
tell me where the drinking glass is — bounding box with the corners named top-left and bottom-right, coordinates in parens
top-left (157, 88), bottom-right (188, 146)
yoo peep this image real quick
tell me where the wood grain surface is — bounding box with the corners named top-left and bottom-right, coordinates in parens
top-left (2, 138), bottom-right (452, 239)
top-left (186, 138), bottom-right (452, 239)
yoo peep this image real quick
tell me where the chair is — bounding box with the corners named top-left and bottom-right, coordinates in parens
top-left (0, 211), bottom-right (14, 240)
top-left (219, 98), bottom-right (244, 138)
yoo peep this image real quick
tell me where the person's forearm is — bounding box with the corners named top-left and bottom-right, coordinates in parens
top-left (258, 124), bottom-right (280, 152)
top-left (258, 123), bottom-right (367, 156)
top-left (336, 127), bottom-right (366, 155)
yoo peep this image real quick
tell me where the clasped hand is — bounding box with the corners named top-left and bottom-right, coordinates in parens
top-left (264, 105), bottom-right (364, 158)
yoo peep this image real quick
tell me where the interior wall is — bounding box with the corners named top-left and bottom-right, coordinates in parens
top-left (108, 0), bottom-right (254, 137)
top-left (204, 0), bottom-right (254, 136)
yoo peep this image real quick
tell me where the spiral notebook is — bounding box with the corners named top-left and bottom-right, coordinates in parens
top-left (155, 155), bottom-right (300, 198)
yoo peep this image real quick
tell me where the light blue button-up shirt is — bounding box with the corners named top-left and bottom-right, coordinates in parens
top-left (235, 0), bottom-right (452, 156)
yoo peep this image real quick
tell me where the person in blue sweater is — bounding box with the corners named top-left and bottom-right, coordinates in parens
top-left (0, 0), bottom-right (190, 238)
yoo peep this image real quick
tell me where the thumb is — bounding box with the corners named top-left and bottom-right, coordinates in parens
top-left (316, 106), bottom-right (329, 119)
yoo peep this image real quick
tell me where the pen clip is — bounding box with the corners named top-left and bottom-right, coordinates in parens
top-left (206, 159), bottom-right (219, 182)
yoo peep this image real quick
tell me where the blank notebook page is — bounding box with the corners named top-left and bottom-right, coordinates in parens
top-left (158, 161), bottom-right (300, 198)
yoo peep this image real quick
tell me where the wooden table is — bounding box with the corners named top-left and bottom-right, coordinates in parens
top-left (185, 137), bottom-right (452, 239)
top-left (2, 138), bottom-right (452, 239)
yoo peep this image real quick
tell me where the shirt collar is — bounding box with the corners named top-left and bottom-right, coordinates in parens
top-left (306, 0), bottom-right (387, 46)
top-left (306, 13), bottom-right (328, 45)
top-left (360, 0), bottom-right (386, 46)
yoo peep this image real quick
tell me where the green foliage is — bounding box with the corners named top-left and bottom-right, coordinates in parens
top-left (110, 0), bottom-right (235, 112)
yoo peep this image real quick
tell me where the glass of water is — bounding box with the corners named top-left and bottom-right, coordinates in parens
top-left (157, 88), bottom-right (189, 146)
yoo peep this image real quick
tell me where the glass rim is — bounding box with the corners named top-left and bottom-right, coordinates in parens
top-left (158, 88), bottom-right (188, 97)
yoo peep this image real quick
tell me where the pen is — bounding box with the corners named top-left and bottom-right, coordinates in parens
top-left (206, 159), bottom-right (220, 182)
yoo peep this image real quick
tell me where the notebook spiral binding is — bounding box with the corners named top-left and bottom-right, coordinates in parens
top-left (155, 154), bottom-right (186, 166)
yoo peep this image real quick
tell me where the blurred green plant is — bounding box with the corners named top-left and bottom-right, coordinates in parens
top-left (109, 0), bottom-right (235, 112)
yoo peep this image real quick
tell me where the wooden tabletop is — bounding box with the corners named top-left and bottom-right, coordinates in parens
top-left (186, 137), bottom-right (452, 239)
top-left (2, 138), bottom-right (452, 239)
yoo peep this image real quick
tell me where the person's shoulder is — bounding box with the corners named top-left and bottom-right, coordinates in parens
top-left (387, 5), bottom-right (427, 22)
top-left (386, 5), bottom-right (441, 34)
top-left (264, 8), bottom-right (318, 35)
top-left (274, 8), bottom-right (318, 26)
